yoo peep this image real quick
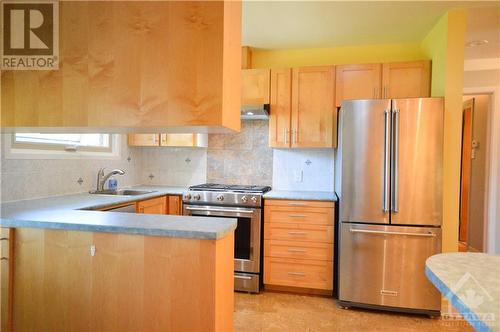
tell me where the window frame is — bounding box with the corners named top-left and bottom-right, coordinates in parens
top-left (4, 134), bottom-right (121, 160)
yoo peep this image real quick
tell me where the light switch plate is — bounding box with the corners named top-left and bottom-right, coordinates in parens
top-left (294, 170), bottom-right (303, 183)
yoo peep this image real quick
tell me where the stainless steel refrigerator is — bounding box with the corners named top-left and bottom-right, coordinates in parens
top-left (336, 98), bottom-right (443, 315)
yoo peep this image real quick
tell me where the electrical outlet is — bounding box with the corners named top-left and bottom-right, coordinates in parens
top-left (294, 170), bottom-right (303, 183)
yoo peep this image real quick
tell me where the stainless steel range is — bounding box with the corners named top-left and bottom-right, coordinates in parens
top-left (182, 183), bottom-right (271, 293)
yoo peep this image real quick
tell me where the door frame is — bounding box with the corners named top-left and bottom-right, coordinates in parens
top-left (463, 87), bottom-right (499, 254)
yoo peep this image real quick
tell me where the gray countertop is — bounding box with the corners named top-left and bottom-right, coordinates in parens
top-left (425, 253), bottom-right (500, 331)
top-left (263, 190), bottom-right (337, 202)
top-left (0, 185), bottom-right (236, 240)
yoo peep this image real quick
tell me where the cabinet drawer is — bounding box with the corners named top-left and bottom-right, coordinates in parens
top-left (266, 208), bottom-right (333, 226)
top-left (264, 257), bottom-right (333, 290)
top-left (265, 240), bottom-right (333, 261)
top-left (265, 199), bottom-right (334, 208)
top-left (264, 223), bottom-right (333, 243)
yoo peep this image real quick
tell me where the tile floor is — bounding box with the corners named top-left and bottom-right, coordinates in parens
top-left (234, 292), bottom-right (473, 332)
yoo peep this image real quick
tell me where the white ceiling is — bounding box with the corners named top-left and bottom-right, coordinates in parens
top-left (242, 1), bottom-right (498, 52)
top-left (464, 6), bottom-right (500, 59)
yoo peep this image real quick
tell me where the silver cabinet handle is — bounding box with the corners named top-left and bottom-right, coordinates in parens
top-left (0, 257), bottom-right (8, 261)
top-left (287, 272), bottom-right (306, 277)
top-left (234, 275), bottom-right (252, 280)
top-left (0, 238), bottom-right (8, 241)
top-left (292, 129), bottom-right (297, 144)
top-left (185, 206), bottom-right (254, 214)
top-left (288, 231), bottom-right (308, 236)
top-left (287, 248), bottom-right (306, 253)
top-left (350, 228), bottom-right (436, 237)
top-left (383, 109), bottom-right (390, 212)
top-left (288, 214), bottom-right (306, 218)
top-left (392, 109), bottom-right (399, 213)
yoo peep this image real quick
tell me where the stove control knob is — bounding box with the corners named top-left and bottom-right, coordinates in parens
top-left (216, 194), bottom-right (224, 202)
top-left (241, 196), bottom-right (248, 203)
top-left (183, 193), bottom-right (191, 200)
top-left (251, 196), bottom-right (258, 203)
top-left (193, 194), bottom-right (201, 201)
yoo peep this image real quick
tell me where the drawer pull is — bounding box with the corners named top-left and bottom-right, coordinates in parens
top-left (0, 238), bottom-right (8, 241)
top-left (288, 214), bottom-right (306, 218)
top-left (288, 203), bottom-right (307, 206)
top-left (287, 248), bottom-right (306, 253)
top-left (288, 231), bottom-right (308, 236)
top-left (0, 257), bottom-right (7, 261)
top-left (287, 272), bottom-right (306, 277)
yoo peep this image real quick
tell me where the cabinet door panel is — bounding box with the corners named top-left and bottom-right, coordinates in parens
top-left (291, 66), bottom-right (336, 148)
top-left (136, 196), bottom-right (167, 214)
top-left (269, 69), bottom-right (292, 148)
top-left (241, 69), bottom-right (270, 105)
top-left (167, 196), bottom-right (182, 215)
top-left (128, 134), bottom-right (160, 147)
top-left (335, 63), bottom-right (382, 107)
top-left (382, 61), bottom-right (431, 98)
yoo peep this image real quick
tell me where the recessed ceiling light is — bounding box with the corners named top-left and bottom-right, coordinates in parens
top-left (466, 40), bottom-right (489, 47)
top-left (246, 112), bottom-right (254, 116)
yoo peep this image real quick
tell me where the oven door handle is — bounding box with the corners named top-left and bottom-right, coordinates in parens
top-left (185, 206), bottom-right (255, 214)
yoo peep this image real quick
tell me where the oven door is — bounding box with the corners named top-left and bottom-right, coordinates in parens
top-left (183, 205), bottom-right (261, 274)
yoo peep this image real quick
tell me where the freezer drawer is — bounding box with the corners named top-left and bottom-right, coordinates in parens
top-left (339, 223), bottom-right (441, 312)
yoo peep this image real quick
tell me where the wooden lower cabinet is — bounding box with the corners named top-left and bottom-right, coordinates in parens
top-left (136, 196), bottom-right (167, 214)
top-left (264, 257), bottom-right (333, 291)
top-left (167, 195), bottom-right (182, 215)
top-left (264, 199), bottom-right (335, 293)
top-left (11, 228), bottom-right (234, 332)
top-left (0, 228), bottom-right (13, 332)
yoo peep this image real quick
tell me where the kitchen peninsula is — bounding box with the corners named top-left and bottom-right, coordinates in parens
top-left (0, 187), bottom-right (236, 332)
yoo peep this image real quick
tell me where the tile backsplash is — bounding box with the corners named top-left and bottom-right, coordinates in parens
top-left (139, 147), bottom-right (207, 186)
top-left (272, 149), bottom-right (335, 192)
top-left (0, 134), bottom-right (141, 202)
top-left (207, 120), bottom-right (273, 186)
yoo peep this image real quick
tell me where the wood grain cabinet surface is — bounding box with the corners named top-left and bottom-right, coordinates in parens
top-left (135, 195), bottom-right (182, 215)
top-left (241, 69), bottom-right (271, 105)
top-left (264, 199), bottom-right (335, 293)
top-left (10, 228), bottom-right (234, 332)
top-left (335, 63), bottom-right (382, 107)
top-left (136, 196), bottom-right (167, 215)
top-left (269, 66), bottom-right (337, 149)
top-left (1, 1), bottom-right (242, 132)
top-left (128, 134), bottom-right (207, 147)
top-left (381, 60), bottom-right (431, 99)
top-left (0, 228), bottom-right (13, 332)
top-left (335, 60), bottom-right (431, 107)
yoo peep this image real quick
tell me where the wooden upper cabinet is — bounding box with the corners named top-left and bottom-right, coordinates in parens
top-left (335, 64), bottom-right (382, 107)
top-left (241, 69), bottom-right (271, 105)
top-left (136, 196), bottom-right (167, 214)
top-left (291, 66), bottom-right (336, 148)
top-left (382, 60), bottom-right (431, 99)
top-left (128, 134), bottom-right (160, 147)
top-left (269, 69), bottom-right (292, 148)
top-left (128, 134), bottom-right (207, 147)
top-left (160, 134), bottom-right (208, 147)
top-left (1, 1), bottom-right (242, 132)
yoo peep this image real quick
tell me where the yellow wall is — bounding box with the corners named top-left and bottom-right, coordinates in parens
top-left (251, 42), bottom-right (427, 68)
top-left (421, 10), bottom-right (466, 253)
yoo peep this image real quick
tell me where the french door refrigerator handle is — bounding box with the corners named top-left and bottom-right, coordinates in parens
top-left (392, 108), bottom-right (400, 213)
top-left (383, 109), bottom-right (390, 212)
top-left (349, 228), bottom-right (436, 237)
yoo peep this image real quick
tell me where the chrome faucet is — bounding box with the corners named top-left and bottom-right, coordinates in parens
top-left (95, 168), bottom-right (125, 192)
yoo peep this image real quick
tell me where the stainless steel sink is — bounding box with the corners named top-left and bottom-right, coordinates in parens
top-left (89, 189), bottom-right (156, 196)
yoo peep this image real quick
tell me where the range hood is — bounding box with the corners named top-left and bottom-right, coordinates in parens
top-left (241, 104), bottom-right (269, 120)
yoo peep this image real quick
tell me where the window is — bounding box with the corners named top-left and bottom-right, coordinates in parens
top-left (7, 133), bottom-right (120, 159)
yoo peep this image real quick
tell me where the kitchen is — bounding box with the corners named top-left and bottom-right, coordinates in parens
top-left (1, 1), bottom-right (499, 332)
